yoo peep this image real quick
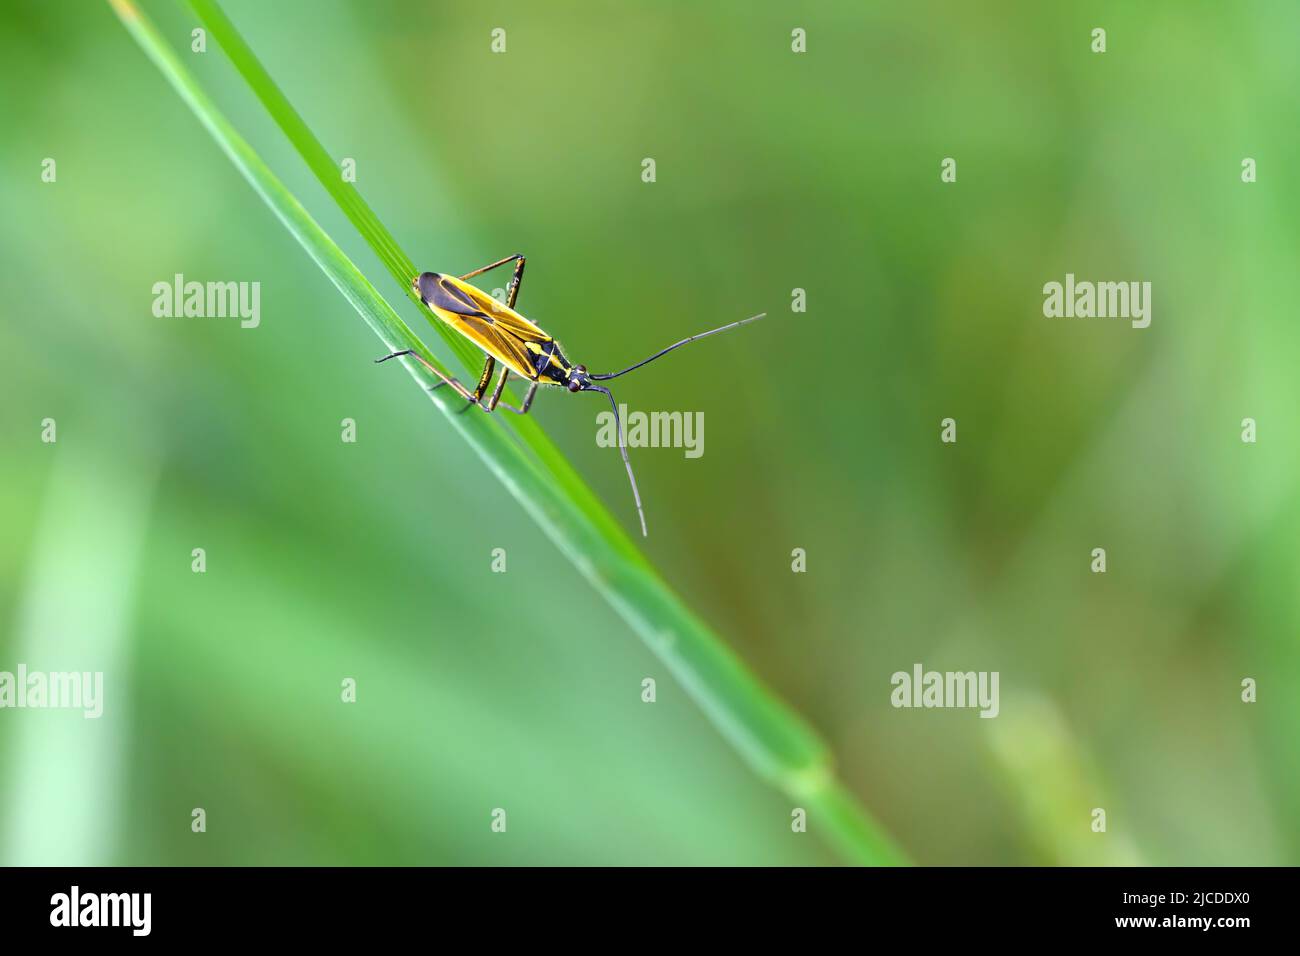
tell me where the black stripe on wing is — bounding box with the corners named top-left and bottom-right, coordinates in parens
top-left (427, 276), bottom-right (493, 320)
top-left (456, 313), bottom-right (540, 379)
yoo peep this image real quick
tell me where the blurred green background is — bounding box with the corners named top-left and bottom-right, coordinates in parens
top-left (2, 0), bottom-right (1297, 865)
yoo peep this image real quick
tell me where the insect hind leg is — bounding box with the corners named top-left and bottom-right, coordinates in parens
top-left (459, 254), bottom-right (526, 309)
top-left (377, 348), bottom-right (539, 416)
top-left (375, 349), bottom-right (479, 405)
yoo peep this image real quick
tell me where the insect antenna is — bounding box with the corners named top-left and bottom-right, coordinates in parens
top-left (589, 313), bottom-right (766, 381)
top-left (588, 384), bottom-right (647, 537)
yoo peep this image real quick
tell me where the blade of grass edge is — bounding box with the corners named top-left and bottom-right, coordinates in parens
top-left (107, 0), bottom-right (908, 866)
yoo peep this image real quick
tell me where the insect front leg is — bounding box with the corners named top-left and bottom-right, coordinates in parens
top-left (459, 254), bottom-right (526, 309)
top-left (514, 381), bottom-right (539, 415)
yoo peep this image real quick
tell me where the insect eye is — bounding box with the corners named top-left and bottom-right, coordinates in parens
top-left (567, 379), bottom-right (582, 392)
top-left (575, 364), bottom-right (586, 373)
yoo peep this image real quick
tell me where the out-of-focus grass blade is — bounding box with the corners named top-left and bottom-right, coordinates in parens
top-left (107, 0), bottom-right (908, 865)
top-left (2, 438), bottom-right (156, 865)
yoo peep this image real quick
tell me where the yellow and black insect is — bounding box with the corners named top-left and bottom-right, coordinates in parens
top-left (376, 254), bottom-right (764, 536)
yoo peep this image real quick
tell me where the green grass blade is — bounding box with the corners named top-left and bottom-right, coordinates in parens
top-left (185, 0), bottom-right (634, 557)
top-left (108, 0), bottom-right (907, 865)
top-left (184, 0), bottom-right (463, 363)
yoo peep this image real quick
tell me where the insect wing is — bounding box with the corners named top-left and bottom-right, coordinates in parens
top-left (442, 276), bottom-right (552, 343)
top-left (423, 275), bottom-right (544, 380)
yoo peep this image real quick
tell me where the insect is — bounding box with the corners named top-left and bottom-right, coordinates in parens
top-left (376, 254), bottom-right (764, 536)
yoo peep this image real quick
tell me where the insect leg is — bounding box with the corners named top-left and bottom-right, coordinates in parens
top-left (459, 254), bottom-right (526, 309)
top-left (450, 356), bottom-right (497, 415)
top-left (375, 349), bottom-right (478, 403)
top-left (515, 382), bottom-right (539, 414)
top-left (376, 348), bottom-right (540, 415)
top-left (472, 356), bottom-right (496, 402)
top-left (482, 366), bottom-right (511, 412)
top-left (481, 368), bottom-right (539, 416)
